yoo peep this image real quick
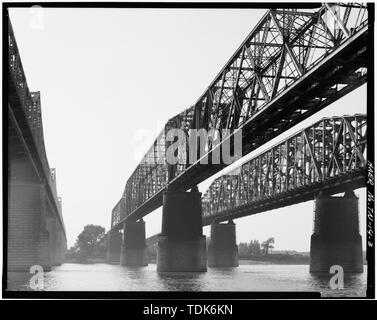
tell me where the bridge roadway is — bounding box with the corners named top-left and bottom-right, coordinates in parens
top-left (111, 4), bottom-right (369, 230)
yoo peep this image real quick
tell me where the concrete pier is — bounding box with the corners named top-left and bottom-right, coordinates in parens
top-left (107, 229), bottom-right (122, 263)
top-left (8, 155), bottom-right (67, 273)
top-left (310, 191), bottom-right (363, 273)
top-left (157, 187), bottom-right (207, 272)
top-left (208, 220), bottom-right (239, 267)
top-left (120, 220), bottom-right (148, 266)
top-left (8, 178), bottom-right (52, 272)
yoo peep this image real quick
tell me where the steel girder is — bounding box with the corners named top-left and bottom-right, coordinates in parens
top-left (111, 3), bottom-right (369, 229)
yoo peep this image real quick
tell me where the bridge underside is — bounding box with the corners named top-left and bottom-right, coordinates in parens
top-left (8, 115), bottom-right (66, 271)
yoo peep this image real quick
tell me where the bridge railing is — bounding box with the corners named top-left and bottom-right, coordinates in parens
top-left (202, 114), bottom-right (367, 220)
top-left (8, 20), bottom-right (65, 233)
top-left (111, 3), bottom-right (368, 228)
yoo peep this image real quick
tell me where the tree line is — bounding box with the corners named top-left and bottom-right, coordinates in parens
top-left (66, 224), bottom-right (277, 262)
top-left (66, 224), bottom-right (107, 263)
top-left (238, 237), bottom-right (275, 257)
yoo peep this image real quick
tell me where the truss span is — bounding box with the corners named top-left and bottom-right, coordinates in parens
top-left (202, 114), bottom-right (367, 224)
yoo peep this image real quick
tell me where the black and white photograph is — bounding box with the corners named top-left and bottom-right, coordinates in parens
top-left (1, 0), bottom-right (375, 306)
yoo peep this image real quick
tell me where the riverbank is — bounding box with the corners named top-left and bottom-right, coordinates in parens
top-left (67, 253), bottom-right (367, 266)
top-left (239, 259), bottom-right (308, 265)
top-left (65, 258), bottom-right (108, 264)
top-left (239, 254), bottom-right (310, 265)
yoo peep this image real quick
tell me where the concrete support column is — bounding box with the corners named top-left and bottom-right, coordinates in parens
top-left (8, 153), bottom-right (54, 273)
top-left (157, 187), bottom-right (207, 272)
top-left (8, 181), bottom-right (51, 272)
top-left (208, 220), bottom-right (239, 267)
top-left (106, 229), bottom-right (123, 263)
top-left (310, 191), bottom-right (363, 273)
top-left (120, 220), bottom-right (148, 266)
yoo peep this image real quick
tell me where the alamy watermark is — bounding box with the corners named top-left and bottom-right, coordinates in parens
top-left (132, 124), bottom-right (312, 172)
top-left (29, 265), bottom-right (44, 290)
top-left (29, 6), bottom-right (45, 30)
top-left (165, 128), bottom-right (243, 165)
top-left (133, 126), bottom-right (243, 167)
top-left (329, 265), bottom-right (344, 290)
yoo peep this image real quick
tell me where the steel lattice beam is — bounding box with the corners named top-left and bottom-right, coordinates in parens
top-left (202, 114), bottom-right (367, 224)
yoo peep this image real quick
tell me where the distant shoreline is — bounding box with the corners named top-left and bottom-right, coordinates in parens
top-left (239, 259), bottom-right (308, 265)
top-left (66, 254), bottom-right (367, 266)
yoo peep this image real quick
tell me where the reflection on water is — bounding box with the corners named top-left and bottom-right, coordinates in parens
top-left (308, 271), bottom-right (366, 297)
top-left (158, 271), bottom-right (205, 291)
top-left (7, 263), bottom-right (367, 297)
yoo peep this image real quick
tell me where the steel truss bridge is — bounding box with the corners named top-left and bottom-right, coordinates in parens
top-left (8, 20), bottom-right (66, 236)
top-left (202, 114), bottom-right (367, 224)
top-left (111, 3), bottom-right (369, 230)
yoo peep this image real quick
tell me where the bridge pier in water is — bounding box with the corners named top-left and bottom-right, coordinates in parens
top-left (8, 179), bottom-right (67, 272)
top-left (208, 220), bottom-right (239, 268)
top-left (107, 229), bottom-right (122, 263)
top-left (8, 158), bottom-right (52, 272)
top-left (120, 220), bottom-right (148, 266)
top-left (310, 191), bottom-right (363, 273)
top-left (157, 187), bottom-right (207, 272)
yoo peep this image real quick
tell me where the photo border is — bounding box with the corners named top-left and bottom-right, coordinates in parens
top-left (2, 1), bottom-right (375, 300)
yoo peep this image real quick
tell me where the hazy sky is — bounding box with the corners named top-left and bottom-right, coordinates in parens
top-left (9, 7), bottom-right (367, 251)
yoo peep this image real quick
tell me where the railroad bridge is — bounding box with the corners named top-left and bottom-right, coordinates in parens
top-left (108, 4), bottom-right (370, 273)
top-left (7, 20), bottom-right (67, 272)
top-left (6, 3), bottom-right (370, 278)
top-left (202, 114), bottom-right (366, 271)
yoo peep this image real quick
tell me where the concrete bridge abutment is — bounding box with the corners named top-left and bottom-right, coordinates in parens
top-left (310, 190), bottom-right (363, 273)
top-left (120, 220), bottom-right (148, 266)
top-left (208, 220), bottom-right (239, 268)
top-left (157, 187), bottom-right (207, 272)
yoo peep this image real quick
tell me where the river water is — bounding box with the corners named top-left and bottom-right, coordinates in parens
top-left (7, 262), bottom-right (367, 297)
